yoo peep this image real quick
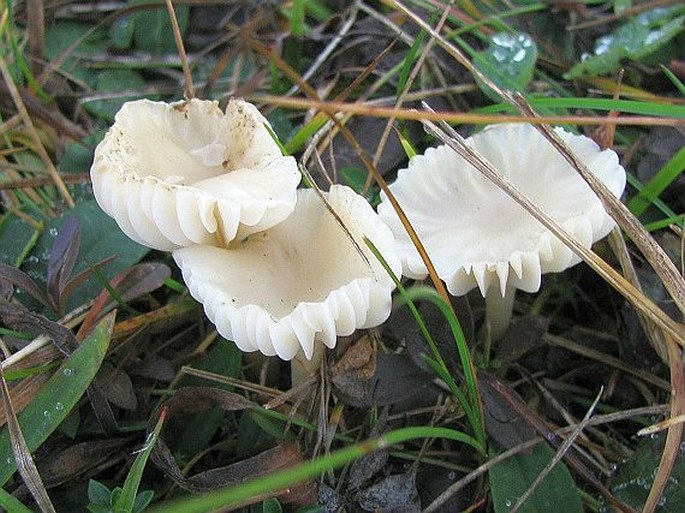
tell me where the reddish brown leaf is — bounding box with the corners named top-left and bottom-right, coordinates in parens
top-left (47, 216), bottom-right (80, 312)
top-left (0, 263), bottom-right (52, 311)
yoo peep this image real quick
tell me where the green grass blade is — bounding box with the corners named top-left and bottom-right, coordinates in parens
top-left (148, 425), bottom-right (484, 513)
top-left (113, 408), bottom-right (164, 513)
top-left (643, 214), bottom-right (685, 232)
top-left (626, 173), bottom-right (679, 219)
top-left (397, 285), bottom-right (485, 446)
top-left (397, 22), bottom-right (429, 96)
top-left (364, 239), bottom-right (486, 447)
top-left (477, 97), bottom-right (685, 119)
top-left (0, 312), bottom-right (113, 486)
top-left (628, 146), bottom-right (685, 217)
top-left (283, 113), bottom-right (328, 155)
top-left (660, 64), bottom-right (685, 96)
top-left (0, 487), bottom-right (34, 513)
top-left (290, 0), bottom-right (307, 37)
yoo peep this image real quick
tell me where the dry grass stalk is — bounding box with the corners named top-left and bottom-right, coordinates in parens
top-left (642, 335), bottom-right (684, 513)
top-left (510, 388), bottom-right (604, 513)
top-left (0, 54), bottom-right (74, 208)
top-left (165, 0), bottom-right (195, 99)
top-left (0, 365), bottom-right (56, 511)
top-left (255, 95), bottom-right (685, 127)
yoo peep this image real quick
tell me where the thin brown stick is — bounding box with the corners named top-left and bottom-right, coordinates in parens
top-left (0, 366), bottom-right (57, 512)
top-left (165, 0), bottom-right (195, 99)
top-left (26, 0), bottom-right (44, 74)
top-left (424, 404), bottom-right (668, 513)
top-left (253, 95), bottom-right (685, 127)
top-left (370, 0), bottom-right (453, 177)
top-left (389, 0), bottom-right (685, 318)
top-left (0, 173), bottom-right (90, 191)
top-left (248, 37), bottom-right (453, 307)
top-left (545, 333), bottom-right (671, 391)
top-left (513, 96), bottom-right (685, 317)
top-left (510, 388), bottom-right (604, 513)
top-left (643, 337), bottom-right (684, 512)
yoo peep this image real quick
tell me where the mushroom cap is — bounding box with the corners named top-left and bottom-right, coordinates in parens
top-left (90, 98), bottom-right (300, 251)
top-left (173, 185), bottom-right (402, 360)
top-left (377, 123), bottom-right (626, 297)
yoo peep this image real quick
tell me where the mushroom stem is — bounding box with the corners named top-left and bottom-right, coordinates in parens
top-left (290, 342), bottom-right (325, 387)
top-left (484, 285), bottom-right (516, 341)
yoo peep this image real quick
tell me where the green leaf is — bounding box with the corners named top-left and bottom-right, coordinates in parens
top-left (88, 505), bottom-right (113, 513)
top-left (566, 7), bottom-right (685, 79)
top-left (59, 132), bottom-right (106, 175)
top-left (43, 22), bottom-right (108, 83)
top-left (0, 313), bottom-right (113, 486)
top-left (84, 69), bottom-right (147, 122)
top-left (290, 0), bottom-right (307, 38)
top-left (601, 434), bottom-right (685, 511)
top-left (396, 129), bottom-right (418, 160)
top-left (398, 22), bottom-right (430, 95)
top-left (130, 0), bottom-right (189, 54)
top-left (88, 479), bottom-right (113, 506)
top-left (613, 0), bottom-right (632, 15)
top-left (0, 486), bottom-right (35, 513)
top-left (0, 212), bottom-right (39, 267)
top-left (132, 490), bottom-right (155, 513)
top-left (110, 16), bottom-right (136, 50)
top-left (258, 498), bottom-right (282, 513)
top-left (177, 341), bottom-right (242, 457)
top-left (661, 64), bottom-right (685, 96)
top-left (340, 166), bottom-right (368, 194)
top-left (489, 443), bottom-right (583, 513)
top-left (473, 32), bottom-right (538, 101)
top-left (22, 200), bottom-right (149, 314)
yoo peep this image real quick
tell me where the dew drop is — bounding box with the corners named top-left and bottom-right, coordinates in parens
top-left (54, 402), bottom-right (64, 411)
top-left (43, 410), bottom-right (51, 418)
top-left (62, 368), bottom-right (73, 377)
top-left (48, 227), bottom-right (59, 237)
top-left (513, 48), bottom-right (526, 62)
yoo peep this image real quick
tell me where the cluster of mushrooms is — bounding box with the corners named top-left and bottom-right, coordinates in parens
top-left (90, 98), bottom-right (626, 383)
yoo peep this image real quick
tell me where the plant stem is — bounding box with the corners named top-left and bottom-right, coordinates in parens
top-left (290, 342), bottom-right (324, 387)
top-left (484, 285), bottom-right (516, 341)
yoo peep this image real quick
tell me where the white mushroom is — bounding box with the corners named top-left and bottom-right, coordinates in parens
top-left (90, 98), bottom-right (300, 251)
top-left (172, 185), bottom-right (402, 383)
top-left (378, 123), bottom-right (626, 340)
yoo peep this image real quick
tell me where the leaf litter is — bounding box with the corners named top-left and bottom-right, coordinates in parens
top-left (0, 1), bottom-right (684, 512)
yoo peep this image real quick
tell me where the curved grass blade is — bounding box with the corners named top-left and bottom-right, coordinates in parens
top-left (628, 146), bottom-right (685, 217)
top-left (0, 312), bottom-right (113, 486)
top-left (365, 238), bottom-right (486, 447)
top-left (398, 285), bottom-right (486, 446)
top-left (476, 97), bottom-right (685, 119)
top-left (148, 426), bottom-right (484, 513)
top-left (113, 407), bottom-right (165, 513)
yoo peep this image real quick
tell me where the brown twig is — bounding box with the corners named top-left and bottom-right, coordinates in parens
top-left (253, 95), bottom-right (685, 127)
top-left (165, 0), bottom-right (195, 99)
